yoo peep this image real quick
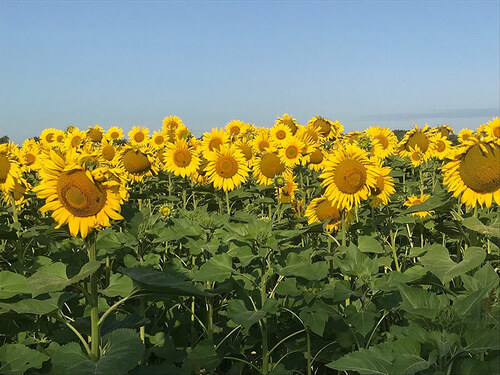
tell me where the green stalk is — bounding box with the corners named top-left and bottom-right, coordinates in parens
top-left (9, 194), bottom-right (18, 223)
top-left (182, 177), bottom-right (187, 209)
top-left (206, 282), bottom-right (214, 342)
top-left (341, 211), bottom-right (350, 306)
top-left (260, 271), bottom-right (269, 375)
top-left (225, 189), bottom-right (230, 216)
top-left (306, 328), bottom-right (312, 375)
top-left (86, 233), bottom-right (100, 361)
top-left (419, 165), bottom-right (424, 195)
top-left (390, 229), bottom-right (401, 271)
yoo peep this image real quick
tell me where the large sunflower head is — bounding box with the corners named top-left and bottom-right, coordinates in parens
top-left (320, 144), bottom-right (378, 210)
top-left (279, 136), bottom-right (304, 167)
top-left (369, 161), bottom-right (395, 207)
top-left (275, 113), bottom-right (299, 135)
top-left (404, 194), bottom-right (433, 218)
top-left (87, 125), bottom-right (104, 143)
top-left (105, 127), bottom-right (124, 143)
top-left (119, 145), bottom-right (158, 183)
top-left (430, 134), bottom-right (453, 160)
top-left (128, 126), bottom-right (150, 147)
top-left (270, 123), bottom-right (292, 147)
top-left (164, 138), bottom-right (200, 178)
top-left (365, 126), bottom-right (398, 159)
top-left (33, 150), bottom-right (124, 239)
top-left (307, 116), bottom-right (343, 139)
top-left (305, 196), bottom-right (351, 232)
top-left (202, 128), bottom-right (228, 154)
top-left (442, 139), bottom-right (500, 207)
top-left (398, 125), bottom-right (434, 158)
top-left (253, 151), bottom-right (288, 186)
top-left (0, 143), bottom-right (22, 193)
top-left (205, 144), bottom-right (249, 191)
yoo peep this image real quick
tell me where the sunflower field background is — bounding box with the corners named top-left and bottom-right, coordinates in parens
top-left (0, 115), bottom-right (498, 375)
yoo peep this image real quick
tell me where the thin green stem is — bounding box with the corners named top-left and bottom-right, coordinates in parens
top-left (223, 357), bottom-right (263, 374)
top-left (98, 293), bottom-right (137, 326)
top-left (268, 328), bottom-right (306, 356)
top-left (390, 229), bottom-right (401, 271)
top-left (86, 233), bottom-right (100, 361)
top-left (9, 194), bottom-right (18, 223)
top-left (225, 189), bottom-right (230, 216)
top-left (56, 317), bottom-right (91, 356)
top-left (306, 328), bottom-right (312, 375)
top-left (260, 270), bottom-right (269, 375)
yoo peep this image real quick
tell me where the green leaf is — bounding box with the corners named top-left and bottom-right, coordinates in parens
top-left (464, 329), bottom-right (500, 353)
top-left (461, 263), bottom-right (499, 292)
top-left (345, 307), bottom-right (378, 337)
top-left (299, 302), bottom-right (329, 336)
top-left (402, 195), bottom-right (448, 214)
top-left (69, 261), bottom-right (101, 284)
top-left (392, 354), bottom-right (430, 375)
top-left (327, 346), bottom-right (393, 375)
top-left (102, 274), bottom-right (134, 298)
top-left (183, 341), bottom-right (220, 374)
top-left (49, 328), bottom-right (144, 375)
top-left (192, 254), bottom-right (233, 283)
top-left (420, 245), bottom-right (486, 284)
top-left (227, 300), bottom-right (266, 330)
top-left (0, 344), bottom-right (49, 375)
top-left (397, 284), bottom-right (447, 320)
top-left (453, 288), bottom-right (489, 317)
top-left (0, 292), bottom-right (74, 315)
top-left (0, 272), bottom-right (29, 299)
top-left (334, 246), bottom-right (379, 279)
top-left (358, 236), bottom-right (384, 253)
top-left (462, 216), bottom-right (500, 237)
top-left (278, 253), bottom-right (328, 281)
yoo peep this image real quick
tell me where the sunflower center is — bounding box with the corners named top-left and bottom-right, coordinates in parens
top-left (285, 145), bottom-right (299, 159)
top-left (333, 159), bottom-right (367, 194)
top-left (309, 150), bottom-right (323, 164)
top-left (155, 136), bottom-right (164, 145)
top-left (209, 138), bottom-right (222, 151)
top-left (102, 145), bottom-right (116, 161)
top-left (316, 200), bottom-right (340, 222)
top-left (45, 133), bottom-right (55, 143)
top-left (230, 126), bottom-right (240, 135)
top-left (436, 140), bottom-right (446, 153)
top-left (215, 156), bottom-right (238, 178)
top-left (411, 152), bottom-right (421, 161)
top-left (405, 131), bottom-right (429, 152)
top-left (24, 153), bottom-right (36, 165)
top-left (315, 119), bottom-right (331, 136)
top-left (239, 144), bottom-right (253, 160)
top-left (373, 134), bottom-right (389, 149)
top-left (56, 170), bottom-right (106, 217)
top-left (260, 153), bottom-right (285, 179)
top-left (123, 149), bottom-right (151, 174)
top-left (56, 134), bottom-right (64, 143)
top-left (459, 144), bottom-right (500, 193)
top-left (111, 131), bottom-right (120, 139)
top-left (0, 155), bottom-right (11, 183)
top-left (71, 136), bottom-right (82, 147)
top-left (370, 176), bottom-right (385, 196)
top-left (493, 127), bottom-right (500, 138)
top-left (440, 128), bottom-right (450, 137)
top-left (283, 119), bottom-right (297, 134)
top-left (88, 128), bottom-right (103, 142)
top-left (178, 130), bottom-right (188, 139)
top-left (174, 149), bottom-right (192, 167)
top-left (134, 132), bottom-right (145, 143)
top-left (258, 140), bottom-right (270, 151)
top-left (276, 130), bottom-right (287, 140)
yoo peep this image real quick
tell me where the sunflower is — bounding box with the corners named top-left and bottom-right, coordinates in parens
top-left (278, 136), bottom-right (304, 167)
top-left (430, 134), bottom-right (453, 160)
top-left (369, 161), bottom-right (395, 207)
top-left (118, 145), bottom-right (158, 183)
top-left (307, 148), bottom-right (326, 171)
top-left (87, 125), bottom-right (104, 142)
top-left (253, 151), bottom-right (288, 186)
top-left (404, 194), bottom-right (434, 218)
top-left (344, 131), bottom-right (363, 145)
top-left (442, 140), bottom-right (500, 207)
top-left (150, 130), bottom-right (167, 149)
top-left (96, 140), bottom-right (120, 165)
top-left (2, 176), bottom-right (30, 209)
top-left (54, 130), bottom-right (66, 145)
top-left (202, 128), bottom-right (228, 153)
top-left (458, 129), bottom-right (474, 143)
top-left (0, 143), bottom-right (22, 194)
top-left (164, 139), bottom-right (200, 178)
top-left (485, 117), bottom-right (500, 144)
top-left (398, 124), bottom-right (435, 159)
top-left (320, 144), bottom-right (378, 210)
top-left (307, 116), bottom-right (343, 139)
top-left (275, 114), bottom-right (299, 135)
top-left (225, 120), bottom-right (248, 139)
top-left (436, 124), bottom-right (454, 138)
top-left (235, 139), bottom-right (254, 165)
top-left (162, 115), bottom-right (184, 133)
top-left (270, 123), bottom-right (292, 147)
top-left (297, 124), bottom-right (323, 144)
top-left (365, 126), bottom-right (398, 159)
top-left (252, 128), bottom-right (272, 153)
top-left (128, 126), bottom-right (150, 147)
top-left (191, 158), bottom-right (210, 186)
top-left (19, 140), bottom-right (41, 172)
top-left (175, 125), bottom-right (191, 140)
top-left (64, 128), bottom-right (86, 150)
top-left (105, 127), bottom-right (124, 142)
top-left (33, 150), bottom-right (124, 239)
top-left (205, 145), bottom-right (249, 191)
top-left (40, 128), bottom-right (59, 148)
top-left (305, 197), bottom-right (350, 232)
top-left (408, 146), bottom-right (425, 167)
top-left (277, 174), bottom-right (297, 203)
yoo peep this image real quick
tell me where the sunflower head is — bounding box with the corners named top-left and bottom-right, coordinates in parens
top-left (485, 117), bottom-right (500, 143)
top-left (162, 116), bottom-right (184, 132)
top-left (128, 126), bottom-right (150, 147)
top-left (404, 194), bottom-right (433, 218)
top-left (275, 114), bottom-right (299, 135)
top-left (87, 125), bottom-right (104, 142)
top-left (305, 197), bottom-right (349, 232)
top-left (164, 139), bottom-right (200, 178)
top-left (151, 130), bottom-right (167, 149)
top-left (279, 136), bottom-right (304, 167)
top-left (202, 128), bottom-right (228, 153)
top-left (106, 127), bottom-right (124, 142)
top-left (119, 146), bottom-right (158, 182)
top-left (205, 144), bottom-right (249, 191)
top-left (253, 151), bottom-right (288, 185)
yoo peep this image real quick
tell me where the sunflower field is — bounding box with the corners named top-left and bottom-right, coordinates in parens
top-left (0, 115), bottom-right (499, 375)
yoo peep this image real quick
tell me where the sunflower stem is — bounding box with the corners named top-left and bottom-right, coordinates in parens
top-left (9, 193), bottom-right (18, 223)
top-left (390, 229), bottom-right (401, 271)
top-left (86, 232), bottom-right (100, 361)
top-left (225, 189), bottom-right (230, 216)
top-left (182, 177), bottom-right (187, 209)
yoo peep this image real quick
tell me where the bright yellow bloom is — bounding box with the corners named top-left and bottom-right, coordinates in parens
top-left (485, 117), bottom-right (500, 144)
top-left (2, 176), bottom-right (30, 209)
top-left (369, 161), bottom-right (395, 207)
top-left (87, 125), bottom-right (104, 142)
top-left (225, 120), bottom-right (248, 139)
top-left (162, 116), bottom-right (184, 132)
top-left (175, 125), bottom-right (191, 140)
top-left (365, 126), bottom-right (398, 159)
top-left (164, 139), bottom-right (200, 178)
top-left (275, 113), bottom-right (299, 135)
top-left (458, 129), bottom-right (474, 143)
top-left (253, 151), bottom-right (289, 186)
top-left (106, 127), bottom-right (124, 142)
top-left (307, 116), bottom-right (343, 139)
top-left (270, 123), bottom-right (292, 147)
top-left (202, 128), bottom-right (228, 153)
top-left (430, 134), bottom-right (453, 160)
top-left (398, 124), bottom-right (435, 159)
top-left (0, 143), bottom-right (22, 194)
top-left (205, 145), bottom-right (249, 191)
top-left (277, 174), bottom-right (297, 203)
top-left (118, 145), bottom-right (158, 183)
top-left (252, 128), bottom-right (272, 153)
top-left (404, 194), bottom-right (433, 218)
top-left (278, 136), bottom-right (304, 167)
top-left (128, 126), bottom-right (150, 147)
top-left (305, 197), bottom-right (350, 232)
top-left (64, 128), bottom-right (86, 150)
top-left (150, 130), bottom-right (167, 149)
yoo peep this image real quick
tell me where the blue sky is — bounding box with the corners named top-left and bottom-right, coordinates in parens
top-left (0, 1), bottom-right (498, 143)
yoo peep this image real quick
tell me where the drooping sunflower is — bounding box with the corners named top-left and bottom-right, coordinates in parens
top-left (252, 128), bottom-right (272, 153)
top-left (87, 125), bottom-right (105, 142)
top-left (297, 124), bottom-right (323, 145)
top-left (442, 139), bottom-right (500, 207)
top-left (96, 140), bottom-right (120, 165)
top-left (33, 150), bottom-right (124, 239)
top-left (365, 126), bottom-right (398, 159)
top-left (202, 128), bottom-right (228, 153)
top-left (105, 126), bottom-right (124, 142)
top-left (205, 144), bottom-right (249, 191)
top-left (128, 126), bottom-right (150, 147)
top-left (278, 136), bottom-right (304, 167)
top-left (253, 151), bottom-right (288, 186)
top-left (306, 148), bottom-right (326, 171)
top-left (458, 129), bottom-right (474, 143)
top-left (270, 123), bottom-right (292, 147)
top-left (398, 124), bottom-right (435, 159)
top-left (404, 194), bottom-right (434, 218)
top-left (307, 116), bottom-right (343, 139)
top-left (2, 176), bottom-right (30, 209)
top-left (485, 117), bottom-right (500, 144)
top-left (164, 139), bottom-right (200, 178)
top-left (275, 113), bottom-right (299, 135)
top-left (0, 143), bottom-right (22, 193)
top-left (118, 145), bottom-right (159, 183)
top-left (320, 144), bottom-right (378, 210)
top-left (436, 124), bottom-right (454, 138)
top-left (369, 161), bottom-right (395, 207)
top-left (430, 134), bottom-right (453, 160)
top-left (305, 196), bottom-right (350, 232)
top-left (150, 130), bottom-right (167, 149)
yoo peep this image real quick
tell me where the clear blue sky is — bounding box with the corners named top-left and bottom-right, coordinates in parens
top-left (1, 1), bottom-right (498, 143)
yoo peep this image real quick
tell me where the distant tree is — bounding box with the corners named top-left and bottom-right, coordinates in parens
top-left (393, 129), bottom-right (408, 141)
top-left (0, 136), bottom-right (9, 144)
